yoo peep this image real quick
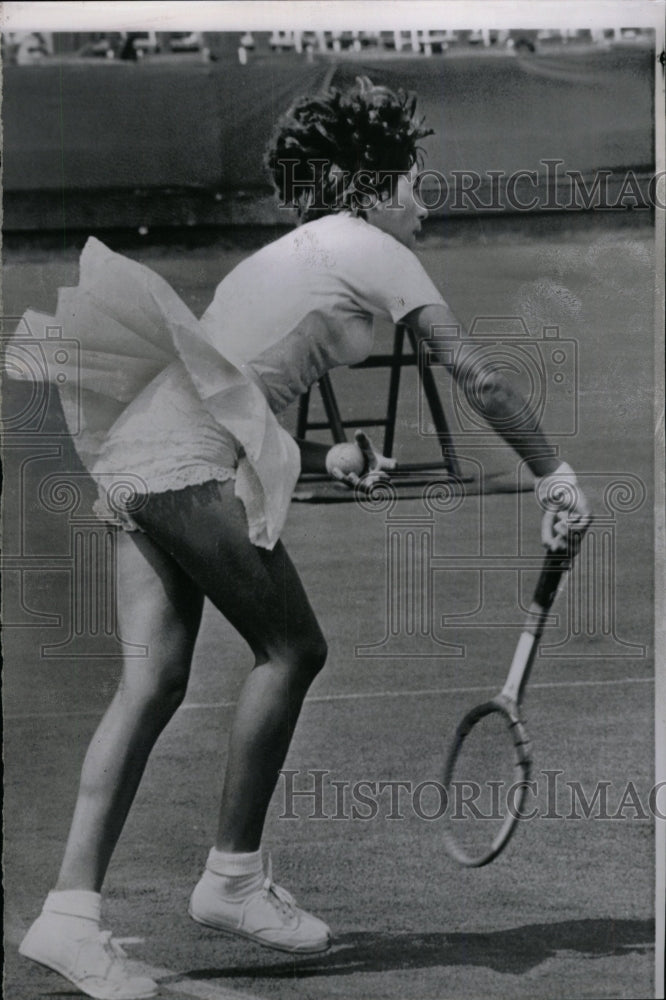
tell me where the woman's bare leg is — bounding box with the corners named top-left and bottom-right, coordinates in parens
top-left (55, 531), bottom-right (204, 891)
top-left (129, 480), bottom-right (328, 854)
top-left (127, 479), bottom-right (330, 953)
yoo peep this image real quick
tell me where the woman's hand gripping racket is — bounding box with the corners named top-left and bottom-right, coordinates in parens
top-left (441, 528), bottom-right (588, 867)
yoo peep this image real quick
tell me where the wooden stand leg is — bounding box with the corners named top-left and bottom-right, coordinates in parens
top-left (406, 326), bottom-right (462, 478)
top-left (296, 325), bottom-right (462, 479)
top-left (383, 325), bottom-right (405, 457)
top-left (318, 374), bottom-right (347, 442)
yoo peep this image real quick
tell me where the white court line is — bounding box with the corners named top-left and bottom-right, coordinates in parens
top-left (129, 961), bottom-right (270, 1000)
top-left (4, 675), bottom-right (653, 721)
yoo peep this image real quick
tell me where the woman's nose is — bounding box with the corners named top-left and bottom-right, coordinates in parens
top-left (416, 198), bottom-right (429, 221)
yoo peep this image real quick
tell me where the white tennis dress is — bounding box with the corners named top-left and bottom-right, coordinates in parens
top-left (14, 213), bottom-right (443, 548)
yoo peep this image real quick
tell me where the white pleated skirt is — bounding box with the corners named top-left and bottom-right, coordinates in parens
top-left (10, 237), bottom-right (301, 549)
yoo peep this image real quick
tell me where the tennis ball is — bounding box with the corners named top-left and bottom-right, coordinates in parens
top-left (325, 442), bottom-right (366, 476)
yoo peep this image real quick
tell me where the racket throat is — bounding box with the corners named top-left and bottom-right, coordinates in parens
top-left (501, 599), bottom-right (550, 702)
top-left (501, 629), bottom-right (537, 704)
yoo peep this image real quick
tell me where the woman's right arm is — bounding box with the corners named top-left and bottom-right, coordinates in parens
top-left (295, 438), bottom-right (330, 475)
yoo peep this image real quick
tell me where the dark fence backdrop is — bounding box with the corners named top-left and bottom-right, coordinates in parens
top-left (2, 46), bottom-right (654, 229)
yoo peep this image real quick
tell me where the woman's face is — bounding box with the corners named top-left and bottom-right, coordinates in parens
top-left (364, 165), bottom-right (428, 249)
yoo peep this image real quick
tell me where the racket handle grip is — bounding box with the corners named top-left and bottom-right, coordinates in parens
top-left (534, 550), bottom-right (572, 610)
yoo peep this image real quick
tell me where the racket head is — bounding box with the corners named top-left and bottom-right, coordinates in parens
top-left (442, 696), bottom-right (532, 867)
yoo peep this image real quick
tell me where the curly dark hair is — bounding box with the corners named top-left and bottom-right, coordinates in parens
top-left (265, 76), bottom-right (434, 222)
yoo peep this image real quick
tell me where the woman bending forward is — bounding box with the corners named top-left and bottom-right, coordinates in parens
top-left (17, 79), bottom-right (590, 1000)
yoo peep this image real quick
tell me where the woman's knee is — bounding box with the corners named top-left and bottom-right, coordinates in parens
top-left (270, 628), bottom-right (328, 684)
top-left (117, 621), bottom-right (194, 720)
top-left (117, 571), bottom-right (201, 716)
top-left (301, 630), bottom-right (328, 679)
top-left (118, 663), bottom-right (189, 720)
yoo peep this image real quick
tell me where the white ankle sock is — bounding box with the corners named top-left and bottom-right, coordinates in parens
top-left (43, 890), bottom-right (101, 924)
top-left (204, 848), bottom-right (264, 900)
top-left (206, 848), bottom-right (263, 877)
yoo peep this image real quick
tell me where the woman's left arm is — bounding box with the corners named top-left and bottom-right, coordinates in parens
top-left (402, 302), bottom-right (592, 550)
top-left (403, 302), bottom-right (561, 476)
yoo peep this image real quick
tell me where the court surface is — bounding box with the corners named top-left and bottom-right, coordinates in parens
top-left (3, 213), bottom-right (657, 999)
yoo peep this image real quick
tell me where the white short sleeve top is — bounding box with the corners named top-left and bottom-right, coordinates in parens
top-left (12, 218), bottom-right (444, 548)
top-left (199, 212), bottom-right (444, 412)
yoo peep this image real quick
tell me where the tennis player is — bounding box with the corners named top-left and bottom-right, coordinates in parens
top-left (17, 78), bottom-right (590, 999)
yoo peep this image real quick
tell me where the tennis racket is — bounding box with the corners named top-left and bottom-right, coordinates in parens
top-left (441, 534), bottom-right (586, 867)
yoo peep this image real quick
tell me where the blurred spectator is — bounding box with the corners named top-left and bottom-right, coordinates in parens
top-left (3, 24), bottom-right (655, 66)
top-left (169, 32), bottom-right (204, 52)
top-left (119, 33), bottom-right (140, 61)
top-left (15, 32), bottom-right (50, 65)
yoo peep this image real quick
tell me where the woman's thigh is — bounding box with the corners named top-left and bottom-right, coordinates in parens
top-left (115, 529), bottom-right (205, 699)
top-left (129, 480), bottom-right (326, 665)
top-left (116, 529), bottom-right (204, 644)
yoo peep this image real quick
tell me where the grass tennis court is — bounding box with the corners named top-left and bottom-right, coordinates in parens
top-left (3, 212), bottom-right (656, 999)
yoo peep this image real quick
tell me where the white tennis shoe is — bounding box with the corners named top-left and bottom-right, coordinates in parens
top-left (19, 912), bottom-right (158, 1000)
top-left (188, 859), bottom-right (331, 954)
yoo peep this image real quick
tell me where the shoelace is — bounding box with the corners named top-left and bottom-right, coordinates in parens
top-left (96, 931), bottom-right (131, 978)
top-left (261, 856), bottom-right (296, 914)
